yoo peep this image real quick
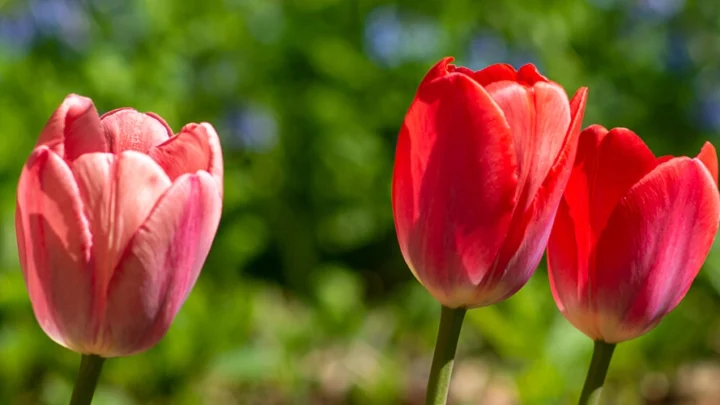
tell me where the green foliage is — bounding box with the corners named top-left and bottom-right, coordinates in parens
top-left (1, 0), bottom-right (720, 403)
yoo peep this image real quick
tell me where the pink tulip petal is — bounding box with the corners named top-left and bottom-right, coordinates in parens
top-left (15, 147), bottom-right (93, 351)
top-left (149, 123), bottom-right (224, 195)
top-left (71, 151), bottom-right (172, 345)
top-left (37, 94), bottom-right (108, 161)
top-left (392, 68), bottom-right (518, 307)
top-left (102, 172), bottom-right (222, 356)
top-left (485, 87), bottom-right (587, 305)
top-left (697, 142), bottom-right (718, 185)
top-left (485, 79), bottom-right (571, 214)
top-left (100, 109), bottom-right (172, 153)
top-left (593, 157), bottom-right (720, 342)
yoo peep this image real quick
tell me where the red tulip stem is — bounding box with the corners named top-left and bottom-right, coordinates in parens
top-left (578, 340), bottom-right (616, 405)
top-left (69, 354), bottom-right (106, 405)
top-left (425, 305), bottom-right (467, 405)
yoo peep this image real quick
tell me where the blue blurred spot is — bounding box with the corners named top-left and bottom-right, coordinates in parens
top-left (364, 6), bottom-right (443, 67)
top-left (508, 49), bottom-right (542, 71)
top-left (692, 71), bottom-right (720, 133)
top-left (225, 104), bottom-right (279, 153)
top-left (29, 0), bottom-right (90, 50)
top-left (633, 0), bottom-right (685, 20)
top-left (698, 93), bottom-right (720, 133)
top-left (364, 7), bottom-right (404, 67)
top-left (0, 13), bottom-right (36, 57)
top-left (403, 19), bottom-right (442, 61)
top-left (464, 32), bottom-right (540, 71)
top-left (665, 33), bottom-right (690, 72)
top-left (695, 73), bottom-right (720, 133)
top-left (466, 33), bottom-right (508, 70)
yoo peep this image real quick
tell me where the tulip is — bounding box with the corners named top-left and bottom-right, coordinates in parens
top-left (546, 125), bottom-right (720, 404)
top-left (548, 125), bottom-right (720, 343)
top-left (16, 94), bottom-right (223, 358)
top-left (392, 57), bottom-right (588, 309)
top-left (391, 57), bottom-right (587, 405)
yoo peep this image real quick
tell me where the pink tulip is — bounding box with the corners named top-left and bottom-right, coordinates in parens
top-left (15, 94), bottom-right (223, 357)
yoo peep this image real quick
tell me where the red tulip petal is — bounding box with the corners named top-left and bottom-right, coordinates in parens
top-left (548, 198), bottom-right (584, 311)
top-left (392, 70), bottom-right (518, 308)
top-left (657, 155), bottom-right (673, 165)
top-left (100, 109), bottom-right (172, 154)
top-left (420, 57), bottom-right (456, 85)
top-left (697, 142), bottom-right (718, 186)
top-left (458, 63), bottom-right (549, 87)
top-left (15, 147), bottom-right (94, 351)
top-left (470, 64), bottom-right (517, 86)
top-left (546, 126), bottom-right (657, 339)
top-left (103, 172), bottom-right (222, 356)
top-left (484, 79), bottom-right (571, 215)
top-left (71, 151), bottom-right (172, 347)
top-left (36, 94), bottom-right (108, 161)
top-left (149, 123), bottom-right (224, 195)
top-left (488, 87), bottom-right (587, 304)
top-left (516, 64), bottom-right (549, 85)
top-left (593, 157), bottom-right (720, 342)
top-left (579, 127), bottom-right (657, 241)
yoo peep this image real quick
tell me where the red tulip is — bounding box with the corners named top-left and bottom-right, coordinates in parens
top-left (547, 125), bottom-right (720, 343)
top-left (15, 94), bottom-right (224, 357)
top-left (392, 57), bottom-right (588, 308)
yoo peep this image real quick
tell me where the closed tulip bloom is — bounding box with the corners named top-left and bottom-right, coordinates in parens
top-left (16, 94), bottom-right (223, 357)
top-left (547, 125), bottom-right (720, 343)
top-left (392, 57), bottom-right (588, 308)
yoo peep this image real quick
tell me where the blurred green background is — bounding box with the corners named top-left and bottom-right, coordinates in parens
top-left (1, 0), bottom-right (720, 404)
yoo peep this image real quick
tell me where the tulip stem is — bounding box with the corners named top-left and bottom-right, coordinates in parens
top-left (425, 305), bottom-right (467, 405)
top-left (578, 340), bottom-right (616, 405)
top-left (69, 354), bottom-right (105, 405)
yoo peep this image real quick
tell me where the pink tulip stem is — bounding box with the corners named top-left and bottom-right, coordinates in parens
top-left (578, 340), bottom-right (616, 405)
top-left (425, 306), bottom-right (466, 405)
top-left (69, 354), bottom-right (105, 405)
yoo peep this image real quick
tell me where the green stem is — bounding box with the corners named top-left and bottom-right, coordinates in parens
top-left (578, 340), bottom-right (616, 405)
top-left (425, 305), bottom-right (467, 405)
top-left (69, 354), bottom-right (106, 405)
